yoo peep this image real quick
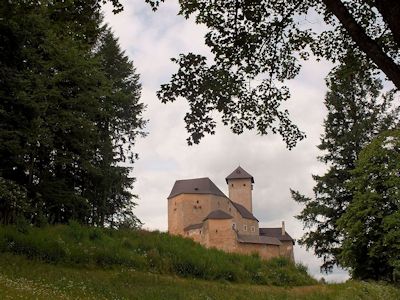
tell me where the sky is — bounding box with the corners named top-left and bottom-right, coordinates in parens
top-left (103, 1), bottom-right (350, 282)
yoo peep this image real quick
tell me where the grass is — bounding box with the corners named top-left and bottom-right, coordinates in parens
top-left (1, 224), bottom-right (400, 299)
top-left (0, 223), bottom-right (315, 286)
top-left (1, 253), bottom-right (400, 299)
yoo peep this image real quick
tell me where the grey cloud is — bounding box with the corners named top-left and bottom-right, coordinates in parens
top-left (104, 0), bottom-right (348, 282)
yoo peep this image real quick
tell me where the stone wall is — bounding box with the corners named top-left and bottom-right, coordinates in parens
top-left (227, 178), bottom-right (253, 212)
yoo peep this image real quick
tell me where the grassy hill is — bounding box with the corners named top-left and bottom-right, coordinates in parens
top-left (1, 224), bottom-right (399, 299)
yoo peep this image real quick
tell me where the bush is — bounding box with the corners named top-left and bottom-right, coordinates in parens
top-left (0, 224), bottom-right (317, 286)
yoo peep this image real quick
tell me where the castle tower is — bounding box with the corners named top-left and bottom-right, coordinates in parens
top-left (225, 166), bottom-right (254, 212)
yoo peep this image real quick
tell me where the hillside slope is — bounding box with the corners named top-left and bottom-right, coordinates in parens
top-left (1, 254), bottom-right (400, 300)
top-left (0, 224), bottom-right (314, 286)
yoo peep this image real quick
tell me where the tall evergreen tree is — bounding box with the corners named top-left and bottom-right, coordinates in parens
top-left (337, 130), bottom-right (400, 281)
top-left (292, 53), bottom-right (399, 272)
top-left (85, 26), bottom-right (146, 227)
top-left (0, 2), bottom-right (145, 226)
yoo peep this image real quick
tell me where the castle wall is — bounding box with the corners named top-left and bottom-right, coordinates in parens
top-left (234, 218), bottom-right (259, 236)
top-left (168, 194), bottom-right (229, 235)
top-left (227, 178), bottom-right (253, 212)
top-left (279, 241), bottom-right (295, 261)
top-left (232, 242), bottom-right (281, 260)
top-left (203, 219), bottom-right (236, 252)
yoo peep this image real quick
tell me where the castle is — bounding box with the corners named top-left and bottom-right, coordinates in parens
top-left (168, 166), bottom-right (295, 260)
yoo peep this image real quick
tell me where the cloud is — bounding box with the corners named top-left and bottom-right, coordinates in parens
top-left (103, 0), bottom-right (348, 282)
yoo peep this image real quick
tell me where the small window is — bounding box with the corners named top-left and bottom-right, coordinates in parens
top-left (232, 223), bottom-right (236, 230)
top-left (194, 187), bottom-right (199, 191)
top-left (196, 200), bottom-right (199, 204)
top-left (200, 230), bottom-right (202, 234)
top-left (215, 230), bottom-right (218, 233)
top-left (243, 225), bottom-right (247, 231)
top-left (251, 226), bottom-right (255, 232)
top-left (231, 183), bottom-right (234, 187)
top-left (243, 184), bottom-right (246, 186)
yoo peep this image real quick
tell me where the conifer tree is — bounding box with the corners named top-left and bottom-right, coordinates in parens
top-left (292, 52), bottom-right (399, 272)
top-left (0, 2), bottom-right (145, 226)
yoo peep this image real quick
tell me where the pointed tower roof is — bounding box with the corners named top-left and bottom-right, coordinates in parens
top-left (225, 166), bottom-right (254, 183)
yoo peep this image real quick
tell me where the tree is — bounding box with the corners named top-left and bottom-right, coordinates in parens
top-left (144, 0), bottom-right (399, 147)
top-left (337, 130), bottom-right (400, 281)
top-left (0, 1), bottom-right (145, 227)
top-left (291, 53), bottom-right (399, 272)
top-left (85, 26), bottom-right (146, 227)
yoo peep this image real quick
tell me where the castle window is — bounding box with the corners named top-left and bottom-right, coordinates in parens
top-left (215, 230), bottom-right (218, 233)
top-left (196, 200), bottom-right (199, 204)
top-left (243, 184), bottom-right (246, 186)
top-left (251, 226), bottom-right (255, 232)
top-left (243, 225), bottom-right (247, 231)
top-left (232, 223), bottom-right (236, 230)
top-left (231, 184), bottom-right (234, 187)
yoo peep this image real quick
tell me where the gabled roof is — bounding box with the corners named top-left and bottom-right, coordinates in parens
top-left (231, 201), bottom-right (258, 221)
top-left (259, 228), bottom-right (295, 243)
top-left (184, 223), bottom-right (203, 231)
top-left (168, 177), bottom-right (227, 199)
top-left (204, 210), bottom-right (233, 221)
top-left (225, 166), bottom-right (254, 183)
top-left (237, 234), bottom-right (281, 246)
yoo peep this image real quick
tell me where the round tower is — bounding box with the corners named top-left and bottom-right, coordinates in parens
top-left (225, 166), bottom-right (254, 212)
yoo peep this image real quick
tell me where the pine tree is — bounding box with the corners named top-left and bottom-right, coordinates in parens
top-left (292, 53), bottom-right (399, 272)
top-left (0, 2), bottom-right (145, 226)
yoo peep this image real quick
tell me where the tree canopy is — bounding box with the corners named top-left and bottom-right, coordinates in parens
top-left (337, 130), bottom-right (400, 281)
top-left (292, 53), bottom-right (399, 273)
top-left (145, 0), bottom-right (399, 147)
top-left (0, 1), bottom-right (146, 227)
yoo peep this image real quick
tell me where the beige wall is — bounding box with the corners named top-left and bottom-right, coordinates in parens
top-left (280, 241), bottom-right (295, 261)
top-left (203, 219), bottom-right (236, 252)
top-left (169, 193), bottom-right (260, 236)
top-left (233, 242), bottom-right (281, 260)
top-left (234, 218), bottom-right (258, 236)
top-left (227, 178), bottom-right (253, 212)
top-left (168, 191), bottom-right (294, 261)
top-left (168, 194), bottom-right (230, 235)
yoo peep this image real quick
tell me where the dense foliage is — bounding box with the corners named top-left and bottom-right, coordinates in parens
top-left (0, 224), bottom-right (315, 286)
top-left (145, 0), bottom-right (399, 148)
top-left (337, 130), bottom-right (400, 281)
top-left (292, 53), bottom-right (399, 273)
top-left (0, 1), bottom-right (146, 227)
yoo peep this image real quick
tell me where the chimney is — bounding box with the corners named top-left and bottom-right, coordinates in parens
top-left (281, 221), bottom-right (285, 236)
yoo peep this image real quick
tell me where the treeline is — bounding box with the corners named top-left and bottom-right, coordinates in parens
top-left (0, 1), bottom-right (146, 227)
top-left (292, 53), bottom-right (400, 282)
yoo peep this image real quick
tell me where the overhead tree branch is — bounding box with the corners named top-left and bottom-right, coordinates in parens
top-left (322, 0), bottom-right (400, 89)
